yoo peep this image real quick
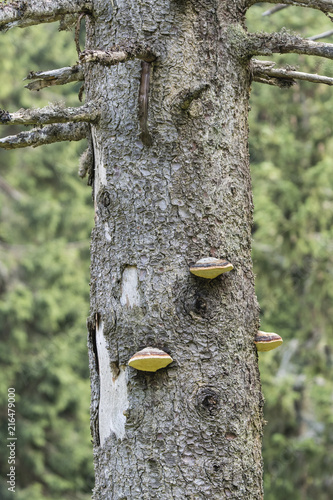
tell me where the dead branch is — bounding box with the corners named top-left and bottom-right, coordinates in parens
top-left (79, 43), bottom-right (156, 66)
top-left (80, 49), bottom-right (128, 65)
top-left (247, 30), bottom-right (333, 60)
top-left (252, 60), bottom-right (333, 86)
top-left (0, 0), bottom-right (92, 31)
top-left (25, 66), bottom-right (84, 91)
top-left (0, 103), bottom-right (99, 126)
top-left (308, 29), bottom-right (333, 41)
top-left (248, 0), bottom-right (333, 15)
top-left (138, 61), bottom-right (152, 147)
top-left (251, 61), bottom-right (294, 87)
top-left (0, 123), bottom-right (88, 150)
top-left (262, 4), bottom-right (289, 17)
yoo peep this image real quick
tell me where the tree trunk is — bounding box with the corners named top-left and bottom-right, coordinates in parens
top-left (86, 1), bottom-right (263, 498)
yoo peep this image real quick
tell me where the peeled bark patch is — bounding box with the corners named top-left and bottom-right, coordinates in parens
top-left (120, 266), bottom-right (141, 308)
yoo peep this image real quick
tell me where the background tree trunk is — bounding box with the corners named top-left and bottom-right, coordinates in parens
top-left (86, 1), bottom-right (263, 498)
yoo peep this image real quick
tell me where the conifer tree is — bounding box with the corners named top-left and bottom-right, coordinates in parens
top-left (1, 1), bottom-right (333, 498)
top-left (247, 7), bottom-right (333, 498)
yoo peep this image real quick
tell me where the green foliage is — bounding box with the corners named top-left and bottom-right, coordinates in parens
top-left (248, 6), bottom-right (333, 499)
top-left (0, 23), bottom-right (93, 499)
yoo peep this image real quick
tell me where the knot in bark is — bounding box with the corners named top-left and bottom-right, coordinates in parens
top-left (196, 386), bottom-right (221, 417)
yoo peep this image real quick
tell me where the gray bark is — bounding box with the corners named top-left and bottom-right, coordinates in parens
top-left (248, 0), bottom-right (333, 15)
top-left (7, 0), bottom-right (332, 498)
top-left (252, 60), bottom-right (333, 86)
top-left (0, 122), bottom-right (88, 149)
top-left (86, 0), bottom-right (263, 498)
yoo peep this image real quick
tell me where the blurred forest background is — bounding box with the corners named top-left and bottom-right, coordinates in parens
top-left (0, 3), bottom-right (332, 499)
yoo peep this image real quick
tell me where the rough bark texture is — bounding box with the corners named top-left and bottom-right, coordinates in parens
top-left (85, 0), bottom-right (263, 498)
top-left (0, 103), bottom-right (98, 125)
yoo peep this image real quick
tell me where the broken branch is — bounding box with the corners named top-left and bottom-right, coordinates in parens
top-left (252, 74), bottom-right (294, 87)
top-left (0, 175), bottom-right (24, 201)
top-left (308, 29), bottom-right (333, 41)
top-left (0, 0), bottom-right (92, 31)
top-left (0, 103), bottom-right (99, 126)
top-left (79, 43), bottom-right (156, 66)
top-left (25, 66), bottom-right (84, 91)
top-left (0, 123), bottom-right (88, 150)
top-left (252, 60), bottom-right (333, 86)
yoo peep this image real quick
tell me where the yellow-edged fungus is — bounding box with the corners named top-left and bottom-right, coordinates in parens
top-left (189, 257), bottom-right (233, 279)
top-left (128, 347), bottom-right (173, 372)
top-left (254, 331), bottom-right (283, 352)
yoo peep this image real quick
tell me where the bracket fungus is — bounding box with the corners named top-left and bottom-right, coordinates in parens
top-left (254, 331), bottom-right (283, 352)
top-left (189, 257), bottom-right (233, 279)
top-left (128, 347), bottom-right (173, 372)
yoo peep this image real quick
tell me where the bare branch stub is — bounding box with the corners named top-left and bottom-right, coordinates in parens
top-left (252, 60), bottom-right (333, 86)
top-left (25, 66), bottom-right (84, 91)
top-left (0, 103), bottom-right (99, 126)
top-left (173, 84), bottom-right (210, 111)
top-left (0, 0), bottom-right (92, 31)
top-left (79, 42), bottom-right (156, 66)
top-left (251, 62), bottom-right (294, 88)
top-left (78, 138), bottom-right (94, 181)
top-left (80, 49), bottom-right (128, 65)
top-left (0, 122), bottom-right (88, 150)
top-left (138, 61), bottom-right (152, 147)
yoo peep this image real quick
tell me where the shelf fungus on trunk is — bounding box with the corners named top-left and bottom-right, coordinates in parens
top-left (254, 331), bottom-right (283, 352)
top-left (189, 257), bottom-right (234, 279)
top-left (128, 347), bottom-right (173, 372)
